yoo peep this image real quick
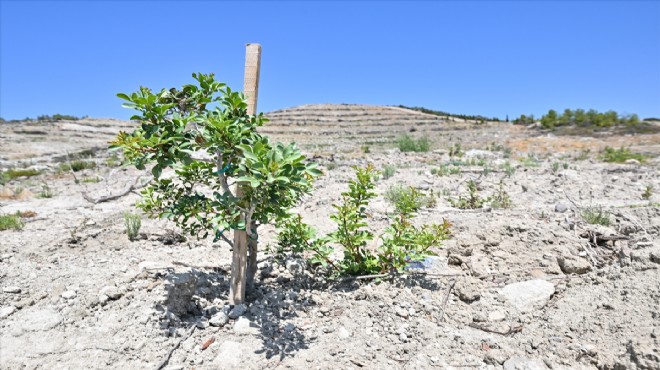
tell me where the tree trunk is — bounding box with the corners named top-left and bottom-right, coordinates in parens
top-left (246, 222), bottom-right (259, 290)
top-left (230, 228), bottom-right (248, 305)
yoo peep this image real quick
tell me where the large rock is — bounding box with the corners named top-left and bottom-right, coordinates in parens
top-left (213, 341), bottom-right (243, 368)
top-left (501, 280), bottom-right (555, 313)
top-left (503, 357), bottom-right (549, 370)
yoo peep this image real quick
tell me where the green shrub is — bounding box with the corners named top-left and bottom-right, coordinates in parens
top-left (580, 207), bottom-right (610, 226)
top-left (490, 180), bottom-right (512, 209)
top-left (59, 160), bottom-right (96, 172)
top-left (431, 164), bottom-right (460, 176)
top-left (0, 213), bottom-right (23, 231)
top-left (642, 185), bottom-right (653, 200)
top-left (600, 146), bottom-right (645, 163)
top-left (448, 143), bottom-right (462, 157)
top-left (39, 183), bottom-right (53, 198)
top-left (361, 145), bottom-right (371, 154)
top-left (551, 162), bottom-right (560, 174)
top-left (382, 164), bottom-right (396, 179)
top-left (385, 185), bottom-right (435, 214)
top-left (501, 162), bottom-right (516, 177)
top-left (124, 212), bottom-right (142, 241)
top-left (397, 135), bottom-right (430, 152)
top-left (0, 168), bottom-right (41, 185)
top-left (449, 180), bottom-right (486, 209)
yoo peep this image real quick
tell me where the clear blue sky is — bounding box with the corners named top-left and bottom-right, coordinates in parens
top-left (1, 1), bottom-right (659, 121)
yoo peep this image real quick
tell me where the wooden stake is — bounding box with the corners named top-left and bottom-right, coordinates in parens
top-left (230, 43), bottom-right (262, 305)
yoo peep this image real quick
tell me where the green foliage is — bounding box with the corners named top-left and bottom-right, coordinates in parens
top-left (385, 185), bottom-right (434, 214)
top-left (490, 180), bottom-right (512, 209)
top-left (448, 143), bottom-right (462, 157)
top-left (397, 135), bottom-right (430, 152)
top-left (537, 108), bottom-right (642, 129)
top-left (520, 154), bottom-right (540, 167)
top-left (580, 207), bottom-right (610, 226)
top-left (0, 168), bottom-right (41, 184)
top-left (81, 177), bottom-right (101, 183)
top-left (551, 162), bottom-right (560, 174)
top-left (325, 162), bottom-right (338, 171)
top-left (39, 183), bottom-right (53, 198)
top-left (381, 164), bottom-right (396, 179)
top-left (501, 161), bottom-right (516, 177)
top-left (449, 180), bottom-right (486, 209)
top-left (275, 166), bottom-right (450, 276)
top-left (59, 160), bottom-right (96, 172)
top-left (110, 73), bottom-right (321, 245)
top-left (599, 146), bottom-right (646, 163)
top-left (36, 114), bottom-right (81, 121)
top-left (431, 164), bottom-right (460, 176)
top-left (487, 142), bottom-right (512, 158)
top-left (397, 105), bottom-right (500, 122)
top-left (512, 114), bottom-right (535, 125)
top-left (361, 145), bottom-right (371, 154)
top-left (124, 212), bottom-right (142, 241)
top-left (642, 185), bottom-right (653, 200)
top-left (106, 153), bottom-right (123, 167)
top-left (0, 213), bottom-right (23, 231)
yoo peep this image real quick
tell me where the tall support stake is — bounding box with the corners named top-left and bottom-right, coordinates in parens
top-left (230, 43), bottom-right (262, 305)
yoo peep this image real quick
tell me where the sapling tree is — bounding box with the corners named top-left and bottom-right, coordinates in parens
top-left (110, 73), bottom-right (322, 304)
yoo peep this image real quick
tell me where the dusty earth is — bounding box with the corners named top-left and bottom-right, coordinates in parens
top-left (1, 105), bottom-right (659, 370)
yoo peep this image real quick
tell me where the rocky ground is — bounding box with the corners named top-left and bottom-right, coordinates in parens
top-left (1, 108), bottom-right (659, 369)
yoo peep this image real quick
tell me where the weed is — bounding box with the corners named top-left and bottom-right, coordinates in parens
top-left (551, 162), bottom-right (560, 174)
top-left (520, 154), bottom-right (540, 167)
top-left (385, 185), bottom-right (433, 213)
top-left (0, 168), bottom-right (41, 185)
top-left (59, 160), bottom-right (96, 172)
top-left (600, 146), bottom-right (645, 163)
top-left (448, 143), bottom-right (463, 157)
top-left (106, 153), bottom-right (122, 167)
top-left (81, 177), bottom-right (101, 183)
top-left (501, 162), bottom-right (516, 177)
top-left (397, 135), bottom-right (430, 152)
top-left (326, 162), bottom-right (337, 170)
top-left (449, 180), bottom-right (486, 209)
top-left (580, 207), bottom-right (610, 226)
top-left (38, 183), bottom-right (53, 198)
top-left (431, 164), bottom-right (460, 176)
top-left (124, 212), bottom-right (142, 241)
top-left (382, 164), bottom-right (396, 179)
top-left (0, 213), bottom-right (24, 231)
top-left (642, 185), bottom-right (653, 200)
top-left (361, 145), bottom-right (371, 154)
top-left (490, 180), bottom-right (512, 209)
top-left (575, 149), bottom-right (591, 161)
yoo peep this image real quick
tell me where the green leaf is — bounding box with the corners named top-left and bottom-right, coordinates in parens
top-left (236, 176), bottom-right (260, 188)
top-left (117, 93), bottom-right (132, 101)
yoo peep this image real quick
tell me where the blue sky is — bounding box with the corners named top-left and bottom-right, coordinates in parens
top-left (1, 1), bottom-right (659, 121)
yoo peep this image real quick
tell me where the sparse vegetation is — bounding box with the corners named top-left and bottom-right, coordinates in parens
top-left (397, 105), bottom-right (501, 122)
top-left (0, 213), bottom-right (24, 231)
top-left (449, 180), bottom-right (486, 209)
top-left (81, 177), bottom-right (102, 183)
top-left (448, 143), bottom-right (462, 157)
top-left (326, 162), bottom-right (338, 170)
top-left (0, 168), bottom-right (41, 185)
top-left (124, 212), bottom-right (142, 241)
top-left (501, 162), bottom-right (516, 177)
top-left (39, 183), bottom-right (53, 198)
top-left (59, 160), bottom-right (97, 172)
top-left (431, 164), bottom-right (460, 176)
top-left (551, 162), bottom-right (560, 174)
top-left (514, 108), bottom-right (643, 129)
top-left (580, 207), bottom-right (610, 226)
top-left (361, 145), bottom-right (371, 154)
top-left (490, 180), bottom-right (512, 209)
top-left (385, 185), bottom-right (434, 214)
top-left (642, 185), bottom-right (653, 200)
top-left (599, 146), bottom-right (645, 163)
top-left (381, 164), bottom-right (396, 179)
top-left (397, 134), bottom-right (430, 152)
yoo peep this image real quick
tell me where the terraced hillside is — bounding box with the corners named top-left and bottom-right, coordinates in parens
top-left (262, 104), bottom-right (497, 151)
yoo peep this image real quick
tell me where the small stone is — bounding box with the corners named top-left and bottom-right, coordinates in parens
top-left (557, 256), bottom-right (592, 275)
top-left (0, 306), bottom-right (17, 319)
top-left (554, 203), bottom-right (568, 213)
top-left (98, 294), bottom-right (109, 305)
top-left (196, 318), bottom-right (210, 329)
top-left (395, 307), bottom-right (409, 319)
top-left (338, 326), bottom-right (351, 339)
top-left (228, 304), bottom-right (247, 319)
top-left (99, 286), bottom-right (123, 300)
top-left (61, 290), bottom-right (77, 300)
top-left (285, 259), bottom-right (303, 275)
top-left (625, 159), bottom-right (640, 165)
top-left (399, 333), bottom-right (408, 342)
top-left (213, 341), bottom-right (243, 368)
top-left (488, 311), bottom-right (506, 322)
top-left (209, 312), bottom-right (229, 327)
top-left (485, 349), bottom-right (510, 365)
top-left (233, 317), bottom-right (258, 335)
top-left (3, 286), bottom-right (21, 294)
top-left (503, 356), bottom-right (549, 370)
top-left (455, 278), bottom-right (481, 303)
top-left (501, 280), bottom-right (555, 313)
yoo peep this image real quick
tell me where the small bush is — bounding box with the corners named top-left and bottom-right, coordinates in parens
top-left (0, 168), bottom-right (41, 185)
top-left (449, 180), bottom-right (486, 209)
top-left (382, 164), bottom-right (396, 179)
top-left (39, 183), bottom-right (53, 198)
top-left (106, 153), bottom-right (123, 167)
top-left (448, 143), bottom-right (463, 157)
top-left (397, 135), bottom-right (430, 152)
top-left (361, 145), bottom-right (371, 154)
top-left (501, 162), bottom-right (516, 177)
top-left (490, 180), bottom-right (512, 209)
top-left (385, 185), bottom-right (434, 213)
top-left (580, 207), bottom-right (610, 226)
top-left (551, 162), bottom-right (560, 174)
top-left (124, 212), bottom-right (142, 241)
top-left (325, 162), bottom-right (337, 171)
top-left (600, 146), bottom-right (645, 163)
top-left (642, 185), bottom-right (653, 200)
top-left (0, 213), bottom-right (24, 231)
top-left (59, 160), bottom-right (96, 172)
top-left (431, 164), bottom-right (460, 176)
top-left (520, 154), bottom-right (540, 167)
